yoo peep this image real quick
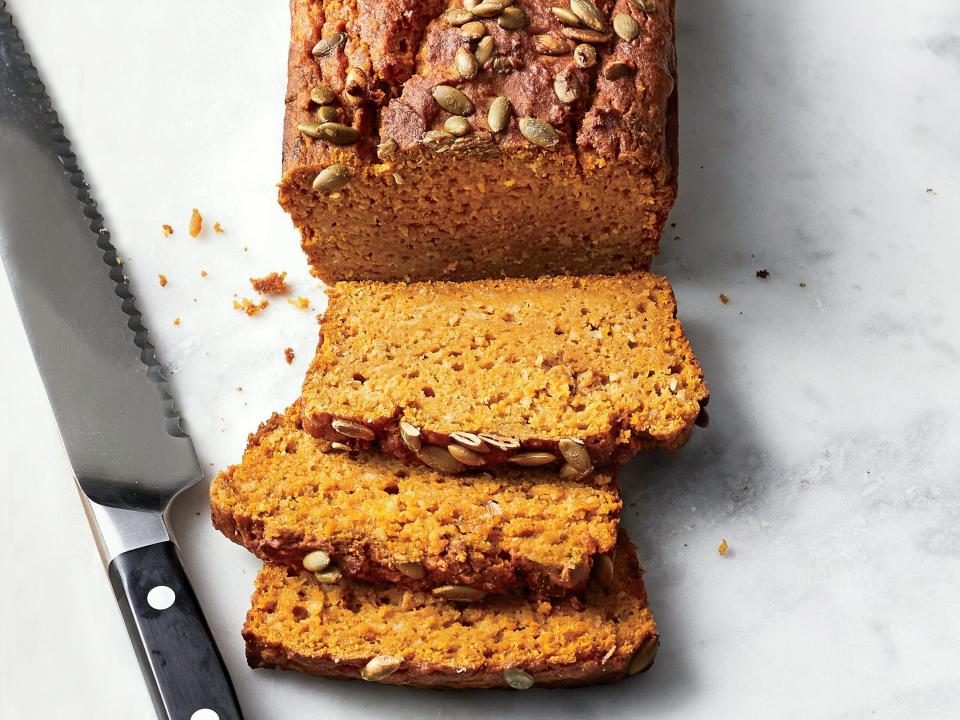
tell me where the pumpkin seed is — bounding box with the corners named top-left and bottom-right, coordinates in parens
top-left (594, 553), bottom-right (614, 586)
top-left (475, 36), bottom-right (495, 66)
top-left (461, 20), bottom-right (487, 40)
top-left (503, 668), bottom-right (535, 690)
top-left (509, 449), bottom-right (558, 466)
top-left (571, 0), bottom-right (607, 31)
top-left (558, 437), bottom-right (591, 472)
top-left (463, 0), bottom-right (479, 9)
top-left (312, 32), bottom-right (346, 58)
top-left (613, 12), bottom-right (640, 41)
top-left (487, 96), bottom-right (512, 132)
top-left (362, 655), bottom-right (402, 681)
top-left (399, 421), bottom-right (421, 452)
top-left (455, 47), bottom-right (479, 79)
top-left (443, 8), bottom-right (474, 25)
top-left (421, 129), bottom-right (455, 151)
top-left (561, 558), bottom-right (590, 585)
top-left (312, 164), bottom-right (351, 192)
top-left (477, 432), bottom-right (521, 450)
top-left (444, 115), bottom-right (472, 137)
top-left (551, 7), bottom-right (582, 26)
top-left (494, 56), bottom-right (514, 74)
top-left (315, 122), bottom-right (360, 145)
top-left (518, 118), bottom-right (558, 148)
top-left (533, 34), bottom-right (570, 55)
top-left (331, 417), bottom-right (375, 440)
top-left (314, 567), bottom-right (342, 584)
top-left (561, 26), bottom-right (611, 43)
top-left (417, 445), bottom-right (465, 472)
top-left (573, 43), bottom-right (597, 68)
top-left (310, 84), bottom-right (337, 105)
top-left (603, 60), bottom-right (633, 80)
top-left (498, 6), bottom-right (528, 30)
top-left (601, 645), bottom-right (617, 666)
top-left (329, 441), bottom-right (352, 452)
top-left (447, 443), bottom-right (486, 466)
top-left (449, 431), bottom-right (488, 451)
top-left (302, 550), bottom-right (331, 572)
top-left (343, 67), bottom-right (368, 104)
top-left (315, 105), bottom-right (339, 123)
top-left (631, 0), bottom-right (655, 12)
top-left (432, 585), bottom-right (486, 601)
top-left (471, 0), bottom-right (504, 18)
top-left (297, 122), bottom-right (325, 138)
top-left (559, 462), bottom-right (586, 480)
top-left (553, 73), bottom-right (580, 104)
top-left (627, 638), bottom-right (659, 675)
top-left (396, 561), bottom-right (426, 579)
top-left (376, 138), bottom-right (398, 161)
top-left (433, 85), bottom-right (475, 116)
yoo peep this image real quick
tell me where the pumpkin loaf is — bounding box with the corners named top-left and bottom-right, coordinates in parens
top-left (211, 404), bottom-right (621, 596)
top-left (244, 531), bottom-right (658, 688)
top-left (280, 0), bottom-right (678, 282)
top-left (301, 272), bottom-right (708, 475)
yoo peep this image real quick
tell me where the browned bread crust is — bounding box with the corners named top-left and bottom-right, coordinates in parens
top-left (280, 0), bottom-right (678, 282)
top-left (301, 272), bottom-right (708, 475)
top-left (211, 404), bottom-right (622, 595)
top-left (243, 531), bottom-right (658, 688)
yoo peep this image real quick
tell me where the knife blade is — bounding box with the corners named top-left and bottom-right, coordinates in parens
top-left (0, 5), bottom-right (243, 719)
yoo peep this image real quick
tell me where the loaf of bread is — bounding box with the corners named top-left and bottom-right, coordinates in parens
top-left (280, 0), bottom-right (678, 282)
top-left (211, 403), bottom-right (622, 595)
top-left (301, 272), bottom-right (708, 475)
top-left (244, 531), bottom-right (658, 688)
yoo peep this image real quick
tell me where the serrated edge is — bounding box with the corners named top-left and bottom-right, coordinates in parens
top-left (0, 4), bottom-right (190, 439)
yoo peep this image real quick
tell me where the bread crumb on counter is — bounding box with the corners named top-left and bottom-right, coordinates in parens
top-left (251, 271), bottom-right (290, 295)
top-left (718, 539), bottom-right (729, 557)
top-left (799, 281), bottom-right (806, 288)
top-left (284, 347), bottom-right (295, 365)
top-left (161, 224), bottom-right (173, 237)
top-left (719, 293), bottom-right (730, 304)
top-left (173, 317), bottom-right (181, 326)
top-left (189, 208), bottom-right (203, 238)
top-left (214, 222), bottom-right (224, 233)
top-left (233, 297), bottom-right (269, 316)
top-left (287, 296), bottom-right (310, 310)
top-left (756, 269), bottom-right (769, 279)
top-left (158, 274), bottom-right (168, 287)
top-left (201, 270), bottom-right (208, 278)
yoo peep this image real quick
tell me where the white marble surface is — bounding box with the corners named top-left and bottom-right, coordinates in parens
top-left (2, 1), bottom-right (959, 718)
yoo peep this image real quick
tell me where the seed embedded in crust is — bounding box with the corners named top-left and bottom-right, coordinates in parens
top-left (329, 441), bottom-right (352, 452)
top-left (312, 164), bottom-right (351, 193)
top-left (443, 8), bottom-right (474, 26)
top-left (551, 7), bottom-right (582, 26)
top-left (561, 26), bottom-right (612, 43)
top-left (558, 462), bottom-right (586, 480)
top-left (627, 638), bottom-right (659, 675)
top-left (444, 116), bottom-right (472, 137)
top-left (331, 418), bottom-right (375, 440)
top-left (396, 561), bottom-right (426, 579)
top-left (573, 43), bottom-right (598, 68)
top-left (475, 36), bottom-right (495, 66)
top-left (471, 0), bottom-right (504, 18)
top-left (461, 20), bottom-right (488, 40)
top-left (314, 567), bottom-right (342, 585)
top-left (432, 585), bottom-right (486, 602)
top-left (533, 33), bottom-right (571, 55)
top-left (518, 118), bottom-right (559, 148)
top-left (487, 96), bottom-right (512, 133)
top-left (603, 60), bottom-right (634, 80)
top-left (314, 122), bottom-right (360, 145)
top-left (447, 443), bottom-right (486, 466)
top-left (376, 138), bottom-right (398, 161)
top-left (558, 438), bottom-right (591, 473)
top-left (312, 32), bottom-right (346, 59)
top-left (498, 6), bottom-right (528, 30)
top-left (503, 668), bottom-right (535, 690)
top-left (422, 129), bottom-right (455, 151)
top-left (315, 106), bottom-right (339, 124)
top-left (477, 432), bottom-right (521, 450)
top-left (613, 12), bottom-right (640, 41)
top-left (601, 645), bottom-right (617, 666)
top-left (309, 84), bottom-right (337, 105)
top-left (449, 431), bottom-right (488, 451)
top-left (631, 0), bottom-right (656, 12)
top-left (509, 450), bottom-right (558, 466)
top-left (570, 0), bottom-right (607, 31)
top-left (553, 74), bottom-right (580, 104)
top-left (399, 421), bottom-right (422, 452)
top-left (455, 46), bottom-right (479, 79)
top-left (417, 445), bottom-right (466, 473)
top-left (302, 550), bottom-right (331, 572)
top-left (432, 85), bottom-right (475, 116)
top-left (593, 553), bottom-right (614, 586)
top-left (362, 655), bottom-right (402, 682)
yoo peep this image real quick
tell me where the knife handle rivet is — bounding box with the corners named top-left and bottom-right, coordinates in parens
top-left (190, 710), bottom-right (219, 720)
top-left (146, 585), bottom-right (176, 611)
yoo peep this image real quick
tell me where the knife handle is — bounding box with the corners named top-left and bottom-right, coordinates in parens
top-left (108, 541), bottom-right (244, 720)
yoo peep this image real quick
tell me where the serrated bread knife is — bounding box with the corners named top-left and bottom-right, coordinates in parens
top-left (0, 5), bottom-right (243, 719)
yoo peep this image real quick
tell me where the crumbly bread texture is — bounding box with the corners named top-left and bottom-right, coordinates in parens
top-left (280, 0), bottom-right (677, 282)
top-left (301, 273), bottom-right (708, 474)
top-left (211, 404), bottom-right (621, 595)
top-left (244, 532), bottom-right (658, 688)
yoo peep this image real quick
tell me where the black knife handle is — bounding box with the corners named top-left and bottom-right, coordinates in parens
top-left (108, 541), bottom-right (244, 720)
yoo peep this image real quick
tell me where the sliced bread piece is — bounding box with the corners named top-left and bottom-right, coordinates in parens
top-left (211, 404), bottom-right (621, 596)
top-left (301, 272), bottom-right (708, 475)
top-left (244, 532), bottom-right (658, 688)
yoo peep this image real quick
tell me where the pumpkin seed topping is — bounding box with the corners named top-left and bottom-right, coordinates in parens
top-left (432, 585), bottom-right (487, 602)
top-left (447, 443), bottom-right (486, 466)
top-left (509, 449), bottom-right (558, 466)
top-left (399, 421), bottom-right (421, 452)
top-left (417, 444), bottom-right (465, 472)
top-left (314, 566), bottom-right (342, 585)
top-left (551, 7), bottom-right (582, 26)
top-left (421, 129), bottom-right (456, 151)
top-left (518, 118), bottom-right (559, 148)
top-left (558, 437), bottom-right (591, 472)
top-left (533, 34), bottom-right (571, 56)
top-left (570, 0), bottom-right (607, 31)
top-left (444, 115), bottom-right (472, 137)
top-left (561, 26), bottom-right (612, 43)
top-left (362, 655), bottom-right (402, 682)
top-left (314, 122), bottom-right (360, 145)
top-left (471, 1), bottom-right (504, 18)
top-left (310, 84), bottom-right (337, 105)
top-left (603, 60), bottom-right (633, 80)
top-left (487, 95), bottom-right (512, 133)
top-left (433, 85), bottom-right (475, 116)
top-left (376, 138), bottom-right (398, 161)
top-left (498, 6), bottom-right (528, 30)
top-left (315, 105), bottom-right (339, 123)
top-left (477, 432), bottom-right (521, 450)
top-left (559, 462), bottom-right (586, 480)
top-left (461, 20), bottom-right (488, 40)
top-left (302, 550), bottom-right (331, 573)
top-left (455, 46), bottom-right (479, 79)
top-left (613, 12), bottom-right (640, 41)
top-left (631, 0), bottom-right (655, 11)
top-left (503, 668), bottom-right (535, 690)
top-left (573, 43), bottom-right (598, 68)
top-left (443, 8), bottom-right (474, 26)
top-left (312, 164), bottom-right (351, 193)
top-left (475, 35), bottom-right (495, 66)
top-left (331, 418), bottom-right (375, 440)
top-left (554, 74), bottom-right (580, 104)
top-left (312, 32), bottom-right (346, 58)
top-left (449, 431), bottom-right (488, 450)
top-left (396, 561), bottom-right (426, 579)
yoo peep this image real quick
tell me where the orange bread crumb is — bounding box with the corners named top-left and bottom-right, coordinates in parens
top-left (287, 296), bottom-right (310, 310)
top-left (214, 222), bottom-right (224, 233)
top-left (233, 297), bottom-right (268, 316)
top-left (158, 274), bottom-right (168, 287)
top-left (283, 347), bottom-right (295, 365)
top-left (161, 224), bottom-right (173, 237)
top-left (173, 317), bottom-right (181, 326)
top-left (189, 208), bottom-right (202, 237)
top-left (250, 272), bottom-right (290, 295)
top-left (718, 539), bottom-right (729, 556)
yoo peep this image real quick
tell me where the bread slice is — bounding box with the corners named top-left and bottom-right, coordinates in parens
top-left (211, 404), bottom-right (621, 596)
top-left (280, 0), bottom-right (678, 282)
top-left (301, 273), bottom-right (708, 475)
top-left (244, 532), bottom-right (658, 688)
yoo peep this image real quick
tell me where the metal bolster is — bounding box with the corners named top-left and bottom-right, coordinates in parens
top-left (79, 485), bottom-right (171, 564)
